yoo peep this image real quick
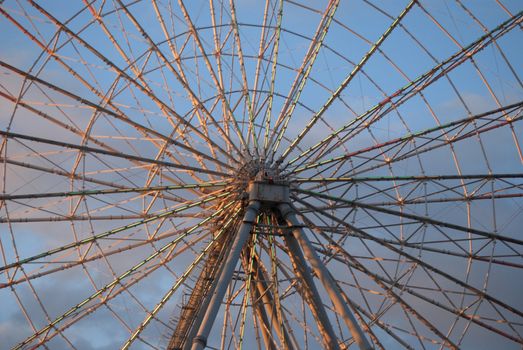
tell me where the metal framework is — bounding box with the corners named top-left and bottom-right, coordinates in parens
top-left (1, 1), bottom-right (522, 349)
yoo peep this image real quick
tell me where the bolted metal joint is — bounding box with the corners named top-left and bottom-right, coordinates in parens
top-left (242, 201), bottom-right (261, 223)
top-left (277, 202), bottom-right (294, 220)
top-left (192, 336), bottom-right (206, 347)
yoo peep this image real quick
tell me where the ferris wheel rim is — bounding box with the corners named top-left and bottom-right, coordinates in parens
top-left (0, 0), bottom-right (522, 349)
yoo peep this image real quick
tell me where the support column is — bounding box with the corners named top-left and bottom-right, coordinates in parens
top-left (278, 203), bottom-right (373, 350)
top-left (249, 265), bottom-right (277, 350)
top-left (191, 201), bottom-right (260, 350)
top-left (240, 250), bottom-right (277, 350)
top-left (283, 231), bottom-right (340, 350)
top-left (252, 254), bottom-right (297, 350)
top-left (181, 240), bottom-right (229, 350)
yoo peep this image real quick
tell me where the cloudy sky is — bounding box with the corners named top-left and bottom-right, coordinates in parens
top-left (0, 0), bottom-right (522, 349)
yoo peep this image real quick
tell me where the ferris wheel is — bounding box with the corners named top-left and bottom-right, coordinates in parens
top-left (0, 0), bottom-right (522, 349)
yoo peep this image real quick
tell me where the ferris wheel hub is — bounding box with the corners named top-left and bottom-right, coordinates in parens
top-left (247, 181), bottom-right (290, 204)
top-left (236, 157), bottom-right (291, 204)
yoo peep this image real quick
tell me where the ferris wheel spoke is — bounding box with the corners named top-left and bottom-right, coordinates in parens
top-left (25, 1), bottom-right (240, 166)
top-left (0, 90), bottom-right (127, 159)
top-left (296, 172), bottom-right (523, 184)
top-left (317, 239), bottom-right (523, 344)
top-left (277, 0), bottom-right (416, 165)
top-left (109, 0), bottom-right (242, 161)
top-left (1, 1), bottom-right (522, 348)
top-left (287, 11), bottom-right (523, 169)
top-left (358, 186), bottom-right (523, 207)
top-left (0, 61), bottom-right (235, 174)
top-left (294, 173), bottom-right (523, 207)
top-left (295, 173), bottom-right (523, 187)
top-left (293, 196), bottom-right (523, 321)
top-left (26, 251), bottom-right (180, 349)
top-left (291, 101), bottom-right (523, 176)
top-left (0, 225), bottom-right (213, 290)
top-left (179, 0), bottom-right (249, 154)
top-left (268, 0), bottom-right (340, 161)
top-left (417, 2), bottom-right (523, 165)
top-left (250, 0), bottom-right (276, 124)
top-left (0, 181), bottom-right (227, 201)
top-left (297, 201), bottom-right (523, 345)
top-left (11, 201), bottom-right (236, 350)
top-left (303, 185), bottom-right (523, 207)
top-left (208, 1), bottom-right (242, 160)
top-left (261, 0), bottom-right (284, 153)
top-left (0, 156), bottom-right (137, 192)
top-left (295, 188), bottom-right (522, 246)
top-left (1, 172), bottom-right (206, 220)
top-left (2, 7), bottom-right (235, 180)
top-left (0, 213), bottom-right (206, 224)
top-left (0, 9), bottom-right (227, 176)
top-left (0, 191), bottom-right (231, 274)
top-left (120, 208), bottom-right (240, 350)
top-left (278, 211), bottom-right (412, 349)
top-left (1, 129), bottom-right (231, 178)
top-left (313, 224), bottom-right (522, 269)
top-left (227, 0), bottom-right (260, 155)
top-left (456, 1), bottom-right (523, 90)
top-left (0, 162), bottom-right (184, 222)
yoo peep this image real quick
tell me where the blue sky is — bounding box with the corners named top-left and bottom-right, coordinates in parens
top-left (1, 0), bottom-right (522, 349)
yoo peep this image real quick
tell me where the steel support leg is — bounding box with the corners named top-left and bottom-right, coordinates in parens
top-left (239, 251), bottom-right (277, 350)
top-left (250, 271), bottom-right (277, 350)
top-left (283, 231), bottom-right (341, 350)
top-left (252, 255), bottom-right (297, 350)
top-left (278, 203), bottom-right (373, 350)
top-left (191, 201), bottom-right (260, 350)
top-left (181, 242), bottom-right (230, 350)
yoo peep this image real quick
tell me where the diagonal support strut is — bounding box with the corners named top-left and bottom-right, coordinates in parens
top-left (278, 203), bottom-right (373, 350)
top-left (186, 179), bottom-right (372, 350)
top-left (191, 201), bottom-right (261, 350)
